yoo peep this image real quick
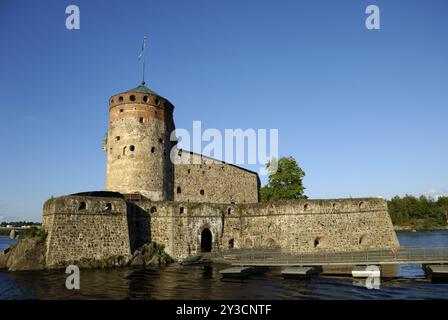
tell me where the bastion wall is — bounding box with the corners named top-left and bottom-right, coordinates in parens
top-left (42, 195), bottom-right (399, 264)
top-left (42, 195), bottom-right (149, 267)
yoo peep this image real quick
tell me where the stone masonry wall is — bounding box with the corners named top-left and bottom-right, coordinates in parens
top-left (174, 150), bottom-right (259, 204)
top-left (42, 195), bottom-right (148, 267)
top-left (142, 198), bottom-right (400, 261)
top-left (42, 195), bottom-right (399, 265)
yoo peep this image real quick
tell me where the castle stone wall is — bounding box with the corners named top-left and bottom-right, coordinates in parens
top-left (141, 198), bottom-right (399, 261)
top-left (174, 150), bottom-right (259, 204)
top-left (42, 195), bottom-right (149, 267)
top-left (42, 195), bottom-right (399, 265)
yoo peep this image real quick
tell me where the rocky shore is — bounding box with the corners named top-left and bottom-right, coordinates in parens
top-left (0, 238), bottom-right (173, 272)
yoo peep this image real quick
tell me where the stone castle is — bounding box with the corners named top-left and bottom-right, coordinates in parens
top-left (42, 83), bottom-right (399, 267)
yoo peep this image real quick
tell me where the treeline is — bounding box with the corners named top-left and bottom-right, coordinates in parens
top-left (0, 221), bottom-right (41, 227)
top-left (387, 195), bottom-right (448, 229)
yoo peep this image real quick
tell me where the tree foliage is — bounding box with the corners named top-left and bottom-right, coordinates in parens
top-left (387, 195), bottom-right (448, 229)
top-left (260, 156), bottom-right (307, 202)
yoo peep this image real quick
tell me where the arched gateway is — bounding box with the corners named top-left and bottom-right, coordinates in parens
top-left (201, 228), bottom-right (212, 253)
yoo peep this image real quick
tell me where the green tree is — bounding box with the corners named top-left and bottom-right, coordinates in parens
top-left (387, 194), bottom-right (448, 229)
top-left (260, 156), bottom-right (307, 202)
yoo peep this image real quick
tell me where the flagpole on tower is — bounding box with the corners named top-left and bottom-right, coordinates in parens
top-left (139, 36), bottom-right (148, 85)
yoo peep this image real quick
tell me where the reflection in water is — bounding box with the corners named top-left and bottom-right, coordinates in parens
top-left (0, 230), bottom-right (447, 300)
top-left (1, 263), bottom-right (447, 300)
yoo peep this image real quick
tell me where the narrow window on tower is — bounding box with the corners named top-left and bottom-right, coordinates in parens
top-left (151, 147), bottom-right (155, 153)
top-left (139, 117), bottom-right (143, 123)
top-left (177, 186), bottom-right (182, 194)
top-left (130, 145), bottom-right (135, 152)
top-left (200, 189), bottom-right (205, 195)
top-left (116, 136), bottom-right (120, 141)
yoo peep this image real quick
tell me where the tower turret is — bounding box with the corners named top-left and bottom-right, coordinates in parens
top-left (105, 85), bottom-right (176, 200)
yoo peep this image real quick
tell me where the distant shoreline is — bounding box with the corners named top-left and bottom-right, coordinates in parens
top-left (394, 226), bottom-right (448, 231)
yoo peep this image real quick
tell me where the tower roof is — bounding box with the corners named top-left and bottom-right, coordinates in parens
top-left (110, 84), bottom-right (174, 109)
top-left (124, 84), bottom-right (162, 98)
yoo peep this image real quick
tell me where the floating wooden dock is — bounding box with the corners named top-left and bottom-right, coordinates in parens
top-left (220, 247), bottom-right (448, 281)
top-left (423, 264), bottom-right (448, 280)
top-left (220, 266), bottom-right (269, 278)
top-left (220, 266), bottom-right (257, 278)
top-left (281, 266), bottom-right (321, 279)
top-left (225, 247), bottom-right (448, 267)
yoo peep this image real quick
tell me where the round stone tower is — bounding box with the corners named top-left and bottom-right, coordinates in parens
top-left (105, 84), bottom-right (176, 201)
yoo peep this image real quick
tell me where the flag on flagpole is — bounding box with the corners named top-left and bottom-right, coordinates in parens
top-left (138, 36), bottom-right (148, 60)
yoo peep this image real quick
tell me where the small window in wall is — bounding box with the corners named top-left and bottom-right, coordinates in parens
top-left (143, 95), bottom-right (148, 102)
top-left (105, 203), bottom-right (112, 211)
top-left (359, 234), bottom-right (367, 245)
top-left (158, 138), bottom-right (163, 143)
top-left (151, 147), bottom-right (155, 153)
top-left (202, 171), bottom-right (205, 175)
top-left (120, 108), bottom-right (124, 113)
top-left (359, 201), bottom-right (365, 209)
top-left (304, 203), bottom-right (309, 211)
top-left (187, 169), bottom-right (191, 174)
top-left (150, 207), bottom-right (157, 213)
top-left (179, 207), bottom-right (184, 214)
top-left (116, 136), bottom-right (120, 141)
top-left (177, 187), bottom-right (182, 194)
top-left (228, 239), bottom-right (234, 249)
top-left (154, 98), bottom-right (160, 105)
top-left (139, 117), bottom-right (143, 123)
top-left (122, 146), bottom-right (127, 155)
top-left (200, 189), bottom-right (205, 195)
top-left (118, 96), bottom-right (124, 102)
top-left (130, 95), bottom-right (136, 101)
top-left (78, 202), bottom-right (86, 211)
top-left (314, 237), bottom-right (321, 248)
top-left (130, 145), bottom-right (135, 152)
top-left (227, 208), bottom-right (231, 215)
top-left (265, 238), bottom-right (277, 248)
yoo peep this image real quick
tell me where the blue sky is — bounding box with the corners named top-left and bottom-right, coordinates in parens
top-left (0, 0), bottom-right (447, 221)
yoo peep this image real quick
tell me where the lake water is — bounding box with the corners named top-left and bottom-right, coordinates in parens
top-left (1, 230), bottom-right (447, 300)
